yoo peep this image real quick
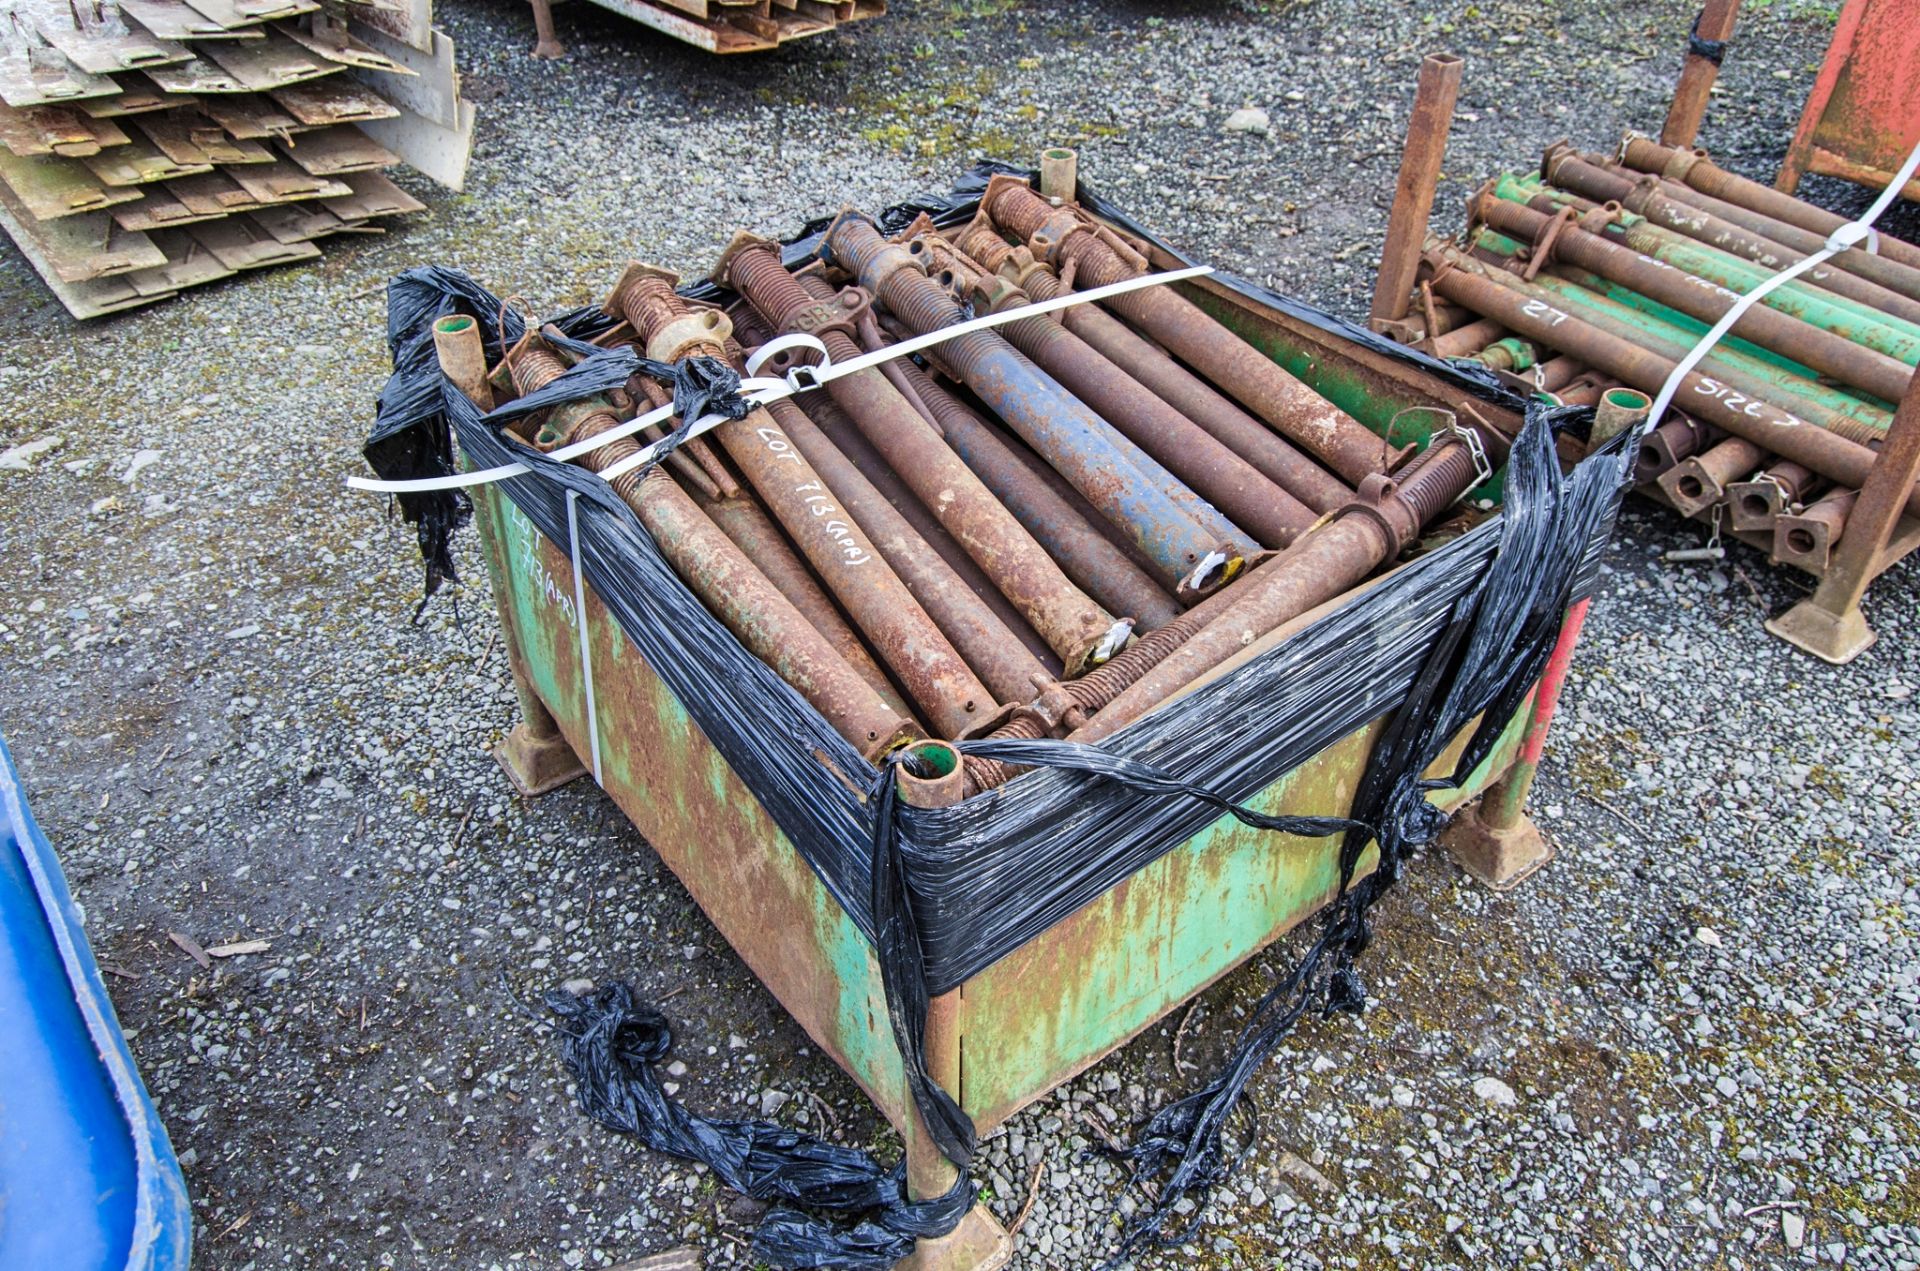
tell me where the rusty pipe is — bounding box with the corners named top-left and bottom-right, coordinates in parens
top-left (1371, 51), bottom-right (1465, 329)
top-left (1540, 149), bottom-right (1920, 328)
top-left (1774, 487), bottom-right (1859, 573)
top-left (607, 265), bottom-right (995, 738)
top-left (1477, 193), bottom-right (1918, 407)
top-left (432, 316), bottom-right (495, 410)
top-left (953, 220), bottom-right (1352, 514)
top-left (1657, 437), bottom-right (1766, 516)
top-left (963, 438), bottom-right (1484, 790)
top-left (982, 175), bottom-right (1407, 484)
top-left (1424, 247), bottom-right (1920, 520)
top-left (1728, 461), bottom-right (1823, 533)
top-left (1618, 136), bottom-right (1920, 276)
top-left (505, 343), bottom-right (916, 759)
top-left (714, 238), bottom-right (1126, 672)
top-left (916, 234), bottom-right (1316, 548)
top-left (820, 211), bottom-right (1241, 598)
top-left (895, 360), bottom-right (1183, 630)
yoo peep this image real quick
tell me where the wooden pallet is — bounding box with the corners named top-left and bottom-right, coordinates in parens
top-left (535, 0), bottom-right (883, 56)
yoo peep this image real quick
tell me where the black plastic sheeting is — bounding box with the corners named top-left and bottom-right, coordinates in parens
top-left (546, 982), bottom-right (970, 1269)
top-left (365, 163), bottom-right (1630, 1265)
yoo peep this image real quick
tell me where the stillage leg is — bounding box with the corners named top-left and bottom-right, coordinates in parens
top-left (1442, 598), bottom-right (1590, 889)
top-left (1767, 368), bottom-right (1920, 663)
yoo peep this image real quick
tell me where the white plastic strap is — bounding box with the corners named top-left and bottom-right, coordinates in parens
top-left (565, 490), bottom-right (602, 785)
top-left (1637, 136), bottom-right (1920, 442)
top-left (345, 263), bottom-right (1215, 497)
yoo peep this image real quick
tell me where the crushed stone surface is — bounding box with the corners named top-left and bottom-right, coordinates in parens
top-left (0, 1), bottom-right (1914, 1268)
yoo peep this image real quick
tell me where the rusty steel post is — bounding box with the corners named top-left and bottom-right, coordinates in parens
top-left (1538, 149), bottom-right (1920, 328)
top-left (505, 342), bottom-right (918, 759)
top-left (914, 233), bottom-right (1316, 549)
top-left (1618, 135), bottom-right (1920, 275)
top-left (894, 360), bottom-right (1183, 630)
top-left (1370, 51), bottom-right (1465, 336)
top-left (982, 176), bottom-right (1407, 484)
top-left (433, 315), bottom-right (495, 410)
top-left (1590, 387), bottom-right (1653, 446)
top-left (713, 237), bottom-right (1126, 672)
top-left (1478, 193), bottom-right (1917, 407)
top-left (1424, 246), bottom-right (1920, 519)
top-left (1442, 596), bottom-right (1590, 888)
top-left (1038, 146), bottom-right (1077, 202)
top-left (1658, 437), bottom-right (1766, 516)
top-left (1537, 356), bottom-right (1588, 393)
top-left (780, 391), bottom-right (1066, 702)
top-left (1773, 487), bottom-right (1859, 574)
top-left (1659, 0), bottom-right (1740, 146)
top-left (527, 0), bottom-right (565, 57)
top-left (1769, 366), bottom-right (1920, 661)
top-left (820, 211), bottom-right (1241, 599)
top-left (1728, 461), bottom-right (1822, 533)
top-left (606, 265), bottom-right (995, 738)
top-left (437, 319), bottom-right (586, 797)
top-left (953, 220), bottom-right (1352, 514)
top-left (892, 741), bottom-right (1016, 1270)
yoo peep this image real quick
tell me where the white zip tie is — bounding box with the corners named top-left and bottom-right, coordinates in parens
top-left (1635, 135), bottom-right (1920, 446)
top-left (565, 490), bottom-right (602, 785)
top-left (345, 263), bottom-right (1215, 497)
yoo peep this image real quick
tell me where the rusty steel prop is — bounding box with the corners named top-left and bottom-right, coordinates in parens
top-left (712, 235), bottom-right (1125, 675)
top-left (1729, 461), bottom-right (1823, 533)
top-left (1539, 147), bottom-right (1920, 328)
top-left (819, 210), bottom-right (1242, 600)
top-left (910, 231), bottom-right (1316, 548)
top-left (1370, 51), bottom-right (1466, 336)
top-left (1634, 414), bottom-right (1719, 482)
top-left (1657, 436), bottom-right (1766, 516)
top-left (890, 359), bottom-right (1184, 631)
top-left (1464, 242), bottom-right (1897, 446)
top-left (952, 218), bottom-right (1352, 515)
top-left (962, 434), bottom-right (1489, 792)
top-left (1436, 243), bottom-right (1900, 443)
top-left (1430, 316), bottom-right (1508, 359)
top-left (1774, 487), bottom-right (1860, 573)
top-left (1422, 245), bottom-right (1920, 521)
top-left (503, 340), bottom-right (918, 759)
top-left (774, 389), bottom-right (1064, 705)
top-left (1618, 135), bottom-right (1920, 277)
top-left (606, 265), bottom-right (996, 739)
top-left (694, 486), bottom-right (913, 717)
top-left (981, 175), bottom-right (1407, 485)
top-left (1476, 192), bottom-right (1917, 407)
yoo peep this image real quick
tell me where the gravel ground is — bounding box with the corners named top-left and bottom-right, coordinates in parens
top-left (2, 1), bottom-right (1916, 1269)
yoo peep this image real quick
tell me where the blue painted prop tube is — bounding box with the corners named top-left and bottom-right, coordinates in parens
top-left (823, 213), bottom-right (1242, 599)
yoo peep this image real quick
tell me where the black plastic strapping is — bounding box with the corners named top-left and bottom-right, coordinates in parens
top-left (1688, 11), bottom-right (1729, 66)
top-left (365, 164), bottom-right (1631, 1266)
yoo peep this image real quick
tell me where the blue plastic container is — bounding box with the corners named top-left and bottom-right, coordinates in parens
top-left (0, 734), bottom-right (192, 1271)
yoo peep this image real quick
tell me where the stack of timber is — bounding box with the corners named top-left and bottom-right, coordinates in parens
top-left (0, 0), bottom-right (474, 317)
top-left (525, 0), bottom-right (884, 58)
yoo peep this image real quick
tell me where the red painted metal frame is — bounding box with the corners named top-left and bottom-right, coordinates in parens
top-left (1777, 0), bottom-right (1920, 201)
